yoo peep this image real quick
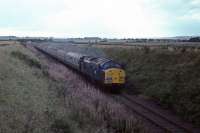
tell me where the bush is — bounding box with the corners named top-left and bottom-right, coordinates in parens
top-left (103, 46), bottom-right (200, 126)
top-left (51, 119), bottom-right (73, 133)
top-left (11, 51), bottom-right (41, 69)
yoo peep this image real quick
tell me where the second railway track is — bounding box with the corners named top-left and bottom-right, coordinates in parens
top-left (112, 93), bottom-right (200, 133)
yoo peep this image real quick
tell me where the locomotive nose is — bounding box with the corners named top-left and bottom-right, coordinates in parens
top-left (104, 68), bottom-right (125, 84)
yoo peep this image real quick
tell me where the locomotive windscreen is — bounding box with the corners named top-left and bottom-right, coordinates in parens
top-left (101, 61), bottom-right (121, 69)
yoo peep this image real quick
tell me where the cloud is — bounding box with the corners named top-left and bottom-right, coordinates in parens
top-left (180, 10), bottom-right (200, 21)
top-left (40, 0), bottom-right (169, 37)
top-left (0, 28), bottom-right (64, 37)
top-left (178, 0), bottom-right (200, 21)
top-left (190, 0), bottom-right (200, 6)
top-left (0, 0), bottom-right (199, 37)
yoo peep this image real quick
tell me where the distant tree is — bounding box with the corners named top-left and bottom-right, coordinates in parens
top-left (189, 37), bottom-right (200, 42)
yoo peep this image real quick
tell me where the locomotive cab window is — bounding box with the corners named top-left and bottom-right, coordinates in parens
top-left (101, 61), bottom-right (121, 69)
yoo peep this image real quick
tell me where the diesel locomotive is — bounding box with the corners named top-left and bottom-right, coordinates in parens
top-left (35, 45), bottom-right (126, 87)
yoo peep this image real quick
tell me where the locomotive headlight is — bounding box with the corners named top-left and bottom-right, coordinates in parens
top-left (105, 77), bottom-right (112, 83)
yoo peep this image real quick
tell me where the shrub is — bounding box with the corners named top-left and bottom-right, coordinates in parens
top-left (103, 46), bottom-right (200, 126)
top-left (11, 51), bottom-right (41, 69)
top-left (51, 119), bottom-right (73, 133)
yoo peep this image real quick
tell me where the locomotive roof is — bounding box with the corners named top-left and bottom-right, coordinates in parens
top-left (67, 52), bottom-right (112, 65)
top-left (67, 52), bottom-right (85, 59)
top-left (84, 56), bottom-right (112, 65)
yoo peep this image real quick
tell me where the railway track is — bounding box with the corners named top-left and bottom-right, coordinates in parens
top-left (32, 44), bottom-right (199, 133)
top-left (112, 93), bottom-right (199, 133)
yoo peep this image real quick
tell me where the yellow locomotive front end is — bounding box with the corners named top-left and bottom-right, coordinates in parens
top-left (104, 68), bottom-right (125, 85)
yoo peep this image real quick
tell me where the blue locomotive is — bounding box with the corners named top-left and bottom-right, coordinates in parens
top-left (35, 45), bottom-right (126, 86)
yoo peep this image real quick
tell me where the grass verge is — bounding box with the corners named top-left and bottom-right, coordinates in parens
top-left (0, 44), bottom-right (81, 133)
top-left (0, 43), bottom-right (145, 133)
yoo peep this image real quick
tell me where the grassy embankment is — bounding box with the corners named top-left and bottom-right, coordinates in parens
top-left (0, 43), bottom-right (144, 133)
top-left (102, 45), bottom-right (200, 126)
top-left (0, 43), bottom-right (78, 133)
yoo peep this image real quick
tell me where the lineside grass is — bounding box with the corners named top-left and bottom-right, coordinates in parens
top-left (33, 45), bottom-right (146, 133)
top-left (0, 44), bottom-right (81, 133)
top-left (0, 43), bottom-right (145, 133)
top-left (102, 46), bottom-right (200, 126)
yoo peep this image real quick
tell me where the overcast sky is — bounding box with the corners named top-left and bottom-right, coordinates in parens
top-left (0, 0), bottom-right (199, 38)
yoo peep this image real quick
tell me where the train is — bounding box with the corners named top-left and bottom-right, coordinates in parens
top-left (35, 45), bottom-right (126, 88)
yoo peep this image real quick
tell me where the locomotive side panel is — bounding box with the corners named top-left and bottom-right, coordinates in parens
top-left (64, 52), bottom-right (84, 70)
top-left (80, 58), bottom-right (103, 82)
